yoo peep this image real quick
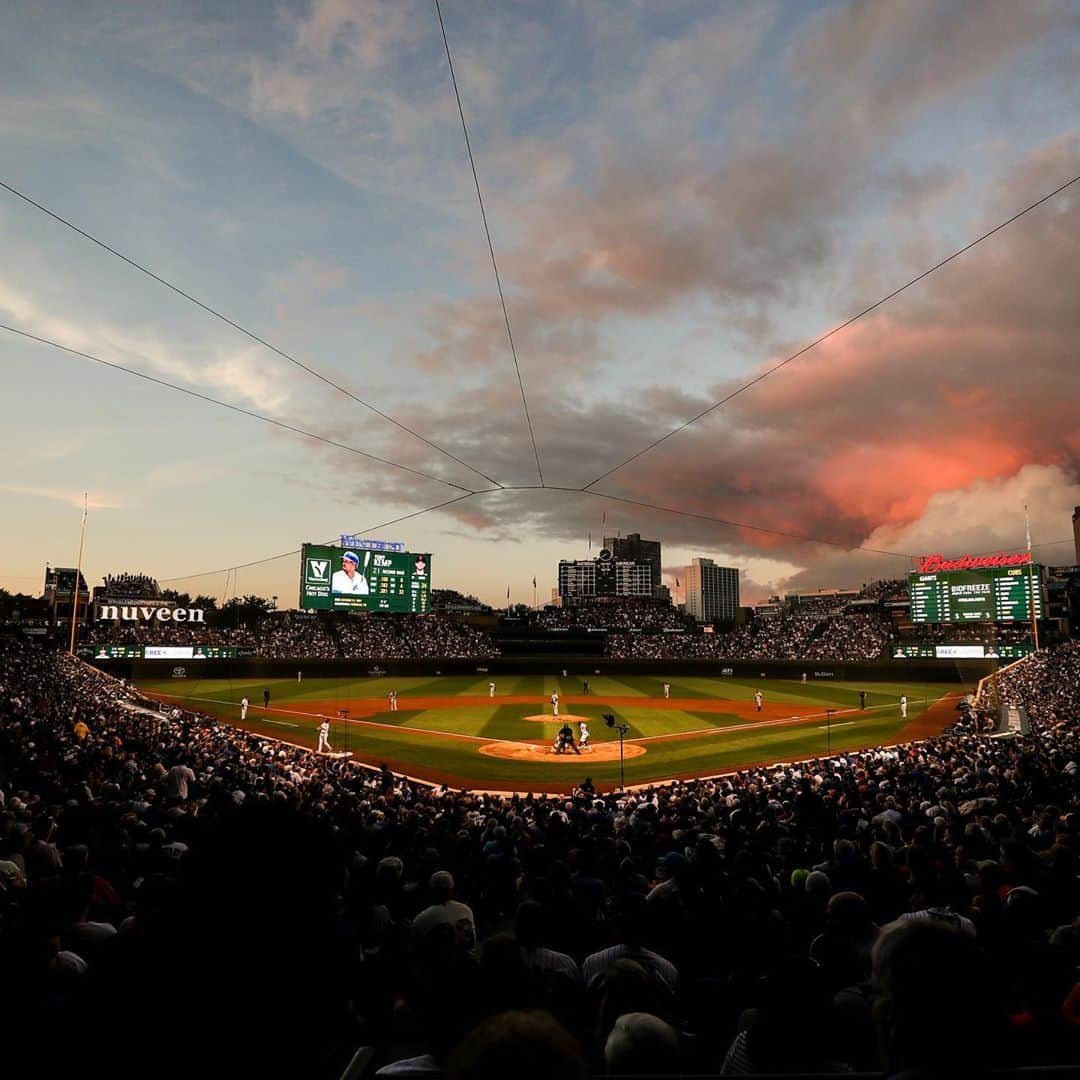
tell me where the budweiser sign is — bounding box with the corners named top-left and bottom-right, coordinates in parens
top-left (917, 551), bottom-right (1031, 573)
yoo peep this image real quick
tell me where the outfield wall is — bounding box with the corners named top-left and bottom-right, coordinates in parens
top-left (92, 655), bottom-right (995, 685)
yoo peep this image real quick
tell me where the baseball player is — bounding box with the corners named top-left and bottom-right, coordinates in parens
top-left (579, 721), bottom-right (591, 751)
top-left (551, 690), bottom-right (560, 717)
top-left (754, 689), bottom-right (763, 712)
top-left (801, 673), bottom-right (807, 684)
top-left (489, 681), bottom-right (496, 698)
top-left (389, 690), bottom-right (398, 712)
top-left (662, 682), bottom-right (670, 699)
top-left (900, 694), bottom-right (908, 720)
top-left (332, 551), bottom-right (370, 594)
top-left (317, 717), bottom-right (332, 754)
top-left (859, 689), bottom-right (867, 710)
top-left (240, 696), bottom-right (249, 721)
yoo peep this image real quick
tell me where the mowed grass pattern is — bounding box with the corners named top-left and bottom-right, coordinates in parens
top-left (136, 673), bottom-right (965, 790)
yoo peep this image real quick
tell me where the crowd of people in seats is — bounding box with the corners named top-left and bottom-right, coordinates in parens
top-left (0, 634), bottom-right (1077, 1077)
top-left (532, 601), bottom-right (687, 632)
top-left (803, 610), bottom-right (895, 660)
top-left (902, 621), bottom-right (1035, 645)
top-left (98, 572), bottom-right (162, 598)
top-left (857, 579), bottom-right (910, 603)
top-left (81, 611), bottom-right (497, 660)
top-left (607, 606), bottom-right (893, 661)
top-left (334, 612), bottom-right (497, 660)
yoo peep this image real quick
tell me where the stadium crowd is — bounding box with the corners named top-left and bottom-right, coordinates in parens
top-left (532, 601), bottom-right (687, 632)
top-left (608, 608), bottom-right (893, 662)
top-left (82, 611), bottom-right (497, 661)
top-left (97, 572), bottom-right (162, 598)
top-left (0, 634), bottom-right (1077, 1077)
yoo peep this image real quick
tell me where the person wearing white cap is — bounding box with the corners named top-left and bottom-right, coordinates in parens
top-left (331, 551), bottom-right (369, 594)
top-left (317, 717), bottom-right (332, 754)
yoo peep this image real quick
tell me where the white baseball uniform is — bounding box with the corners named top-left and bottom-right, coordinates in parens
top-left (579, 722), bottom-right (590, 749)
top-left (331, 568), bottom-right (369, 594)
top-left (240, 697), bottom-right (249, 721)
top-left (317, 719), bottom-right (331, 753)
top-left (551, 692), bottom-right (559, 716)
top-left (900, 695), bottom-right (908, 719)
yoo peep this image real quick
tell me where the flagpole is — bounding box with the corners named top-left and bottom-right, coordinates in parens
top-left (68, 493), bottom-right (88, 655)
top-left (1025, 505), bottom-right (1040, 652)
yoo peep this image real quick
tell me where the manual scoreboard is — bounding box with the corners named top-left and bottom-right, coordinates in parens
top-left (908, 566), bottom-right (1043, 624)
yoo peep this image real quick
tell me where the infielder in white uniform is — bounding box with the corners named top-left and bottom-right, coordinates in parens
top-left (240, 696), bottom-right (249, 721)
top-left (900, 694), bottom-right (908, 719)
top-left (662, 683), bottom-right (670, 699)
top-left (489, 681), bottom-right (496, 698)
top-left (331, 551), bottom-right (369, 594)
top-left (317, 718), bottom-right (332, 754)
top-left (754, 689), bottom-right (764, 712)
top-left (579, 721), bottom-right (591, 750)
top-left (551, 691), bottom-right (559, 717)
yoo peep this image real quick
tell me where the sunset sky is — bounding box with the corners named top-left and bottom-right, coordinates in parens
top-left (1, 0), bottom-right (1078, 607)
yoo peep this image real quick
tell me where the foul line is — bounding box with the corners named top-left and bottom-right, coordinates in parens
top-left (141, 690), bottom-right (938, 749)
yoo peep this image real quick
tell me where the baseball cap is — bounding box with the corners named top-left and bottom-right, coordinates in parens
top-left (342, 551), bottom-right (360, 565)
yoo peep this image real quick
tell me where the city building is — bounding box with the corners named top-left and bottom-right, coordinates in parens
top-left (683, 558), bottom-right (739, 623)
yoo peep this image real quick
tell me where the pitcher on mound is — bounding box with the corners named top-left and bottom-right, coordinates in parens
top-left (551, 690), bottom-right (560, 717)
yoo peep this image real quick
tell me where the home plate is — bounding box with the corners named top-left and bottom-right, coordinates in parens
top-left (479, 741), bottom-right (646, 763)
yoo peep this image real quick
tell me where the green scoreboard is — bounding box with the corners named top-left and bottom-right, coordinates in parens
top-left (300, 543), bottom-right (431, 613)
top-left (908, 566), bottom-right (1044, 624)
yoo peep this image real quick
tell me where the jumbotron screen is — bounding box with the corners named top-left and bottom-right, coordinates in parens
top-left (300, 543), bottom-right (431, 613)
top-left (908, 566), bottom-right (1044, 624)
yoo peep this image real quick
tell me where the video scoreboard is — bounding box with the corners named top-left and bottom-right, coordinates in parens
top-left (908, 566), bottom-right (1043, 624)
top-left (300, 543), bottom-right (431, 613)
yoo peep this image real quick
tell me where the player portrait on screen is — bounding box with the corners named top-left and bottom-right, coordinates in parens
top-left (414, 554), bottom-right (427, 576)
top-left (332, 551), bottom-right (369, 594)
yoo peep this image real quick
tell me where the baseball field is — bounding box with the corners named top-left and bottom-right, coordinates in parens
top-left (136, 673), bottom-right (965, 793)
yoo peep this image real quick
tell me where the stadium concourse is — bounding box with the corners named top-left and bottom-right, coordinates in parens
top-left (0, 633), bottom-right (1077, 1078)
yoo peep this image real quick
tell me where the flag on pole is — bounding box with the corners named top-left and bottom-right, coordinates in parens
top-left (1024, 504), bottom-right (1032, 553)
top-left (532, 576), bottom-right (537, 588)
top-left (675, 577), bottom-right (680, 588)
top-left (507, 585), bottom-right (511, 600)
top-left (588, 532), bottom-right (592, 552)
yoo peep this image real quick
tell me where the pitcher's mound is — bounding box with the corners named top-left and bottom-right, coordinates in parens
top-left (523, 713), bottom-right (591, 724)
top-left (479, 741), bottom-right (646, 763)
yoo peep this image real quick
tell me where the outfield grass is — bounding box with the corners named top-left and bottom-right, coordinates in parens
top-left (135, 673), bottom-right (965, 791)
